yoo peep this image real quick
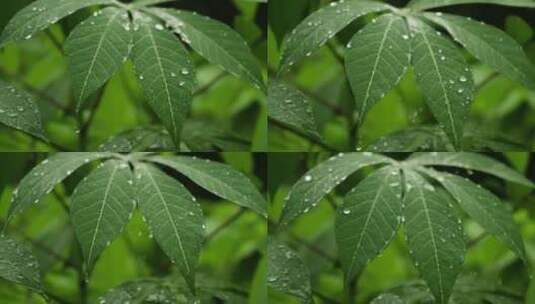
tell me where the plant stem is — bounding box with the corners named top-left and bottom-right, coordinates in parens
top-left (344, 276), bottom-right (358, 304)
top-left (206, 208), bottom-right (246, 241)
top-left (270, 118), bottom-right (337, 152)
top-left (78, 88), bottom-right (105, 150)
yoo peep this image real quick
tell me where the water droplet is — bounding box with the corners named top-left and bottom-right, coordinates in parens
top-left (459, 76), bottom-right (467, 82)
top-left (155, 24), bottom-right (164, 31)
top-left (402, 34), bottom-right (409, 40)
top-left (343, 208), bottom-right (351, 215)
top-left (304, 175), bottom-right (312, 182)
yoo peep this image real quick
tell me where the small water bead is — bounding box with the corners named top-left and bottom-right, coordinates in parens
top-left (402, 34), bottom-right (409, 40)
top-left (155, 24), bottom-right (164, 31)
top-left (342, 208), bottom-right (351, 215)
top-left (304, 175), bottom-right (312, 182)
top-left (457, 88), bottom-right (464, 94)
top-left (139, 75), bottom-right (144, 80)
top-left (181, 68), bottom-right (189, 75)
top-left (459, 76), bottom-right (467, 82)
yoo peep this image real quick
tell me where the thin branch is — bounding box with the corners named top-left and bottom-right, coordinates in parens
top-left (287, 232), bottom-right (339, 267)
top-left (193, 72), bottom-right (227, 96)
top-left (78, 88), bottom-right (105, 150)
top-left (45, 30), bottom-right (64, 55)
top-left (206, 208), bottom-right (246, 241)
top-left (327, 40), bottom-right (345, 66)
top-left (270, 118), bottom-right (337, 152)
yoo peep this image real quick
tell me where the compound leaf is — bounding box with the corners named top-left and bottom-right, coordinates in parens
top-left (268, 79), bottom-right (321, 141)
top-left (148, 155), bottom-right (266, 217)
top-left (152, 8), bottom-right (265, 91)
top-left (70, 159), bottom-right (136, 271)
top-left (267, 237), bottom-right (312, 303)
top-left (64, 7), bottom-right (132, 111)
top-left (346, 14), bottom-right (411, 125)
top-left (135, 163), bottom-right (203, 292)
top-left (335, 166), bottom-right (402, 283)
top-left (0, 80), bottom-right (46, 140)
top-left (0, 0), bottom-right (114, 47)
top-left (406, 152), bottom-right (534, 187)
top-left (410, 18), bottom-right (473, 149)
top-left (131, 13), bottom-right (196, 145)
top-left (280, 153), bottom-right (394, 226)
top-left (98, 126), bottom-right (175, 152)
top-left (98, 279), bottom-right (179, 304)
top-left (8, 152), bottom-right (113, 222)
top-left (425, 13), bottom-right (535, 91)
top-left (420, 168), bottom-right (526, 262)
top-left (278, 0), bottom-right (391, 73)
top-left (408, 0), bottom-right (535, 10)
top-left (0, 235), bottom-right (42, 293)
top-left (403, 170), bottom-right (465, 304)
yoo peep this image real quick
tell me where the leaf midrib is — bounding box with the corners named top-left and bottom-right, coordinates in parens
top-left (415, 185), bottom-right (444, 303)
top-left (77, 10), bottom-right (121, 108)
top-left (144, 166), bottom-right (191, 274)
top-left (361, 17), bottom-right (396, 117)
top-left (87, 164), bottom-right (118, 264)
top-left (346, 178), bottom-right (387, 277)
top-left (418, 27), bottom-right (459, 145)
top-left (145, 23), bottom-right (178, 138)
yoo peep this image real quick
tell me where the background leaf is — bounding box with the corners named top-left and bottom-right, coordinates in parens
top-left (268, 79), bottom-right (321, 141)
top-left (267, 237), bottom-right (312, 303)
top-left (0, 235), bottom-right (42, 294)
top-left (408, 0), bottom-right (535, 11)
top-left (406, 152), bottom-right (534, 187)
top-left (0, 80), bottom-right (46, 140)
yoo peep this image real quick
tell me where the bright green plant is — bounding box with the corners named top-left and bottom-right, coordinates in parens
top-left (0, 0), bottom-right (265, 149)
top-left (271, 152), bottom-right (534, 304)
top-left (270, 0), bottom-right (535, 150)
top-left (0, 152), bottom-right (266, 302)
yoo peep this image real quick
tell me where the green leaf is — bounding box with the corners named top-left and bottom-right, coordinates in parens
top-left (335, 166), bottom-right (402, 283)
top-left (424, 13), bottom-right (535, 91)
top-left (346, 14), bottom-right (411, 125)
top-left (134, 163), bottom-right (204, 292)
top-left (7, 152), bottom-right (112, 222)
top-left (410, 18), bottom-right (473, 148)
top-left (280, 153), bottom-right (394, 225)
top-left (0, 0), bottom-right (114, 47)
top-left (99, 279), bottom-right (181, 304)
top-left (406, 152), bottom-right (534, 187)
top-left (371, 294), bottom-right (405, 304)
top-left (278, 0), bottom-right (391, 73)
top-left (367, 126), bottom-right (453, 152)
top-left (0, 80), bottom-right (46, 140)
top-left (408, 0), bottom-right (535, 11)
top-left (70, 159), bottom-right (136, 271)
top-left (403, 170), bottom-right (465, 304)
top-left (64, 7), bottom-right (132, 111)
top-left (419, 167), bottom-right (527, 262)
top-left (267, 237), bottom-right (312, 303)
top-left (152, 8), bottom-right (265, 91)
top-left (268, 79), bottom-right (321, 140)
top-left (131, 0), bottom-right (177, 8)
top-left (98, 126), bottom-right (176, 152)
top-left (148, 155), bottom-right (266, 216)
top-left (131, 13), bottom-right (196, 145)
top-left (0, 235), bottom-right (42, 293)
